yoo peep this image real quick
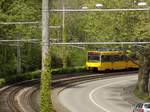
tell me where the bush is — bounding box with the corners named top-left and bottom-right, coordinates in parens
top-left (0, 79), bottom-right (6, 87)
top-left (5, 70), bottom-right (41, 84)
top-left (0, 66), bottom-right (86, 86)
top-left (52, 66), bottom-right (86, 75)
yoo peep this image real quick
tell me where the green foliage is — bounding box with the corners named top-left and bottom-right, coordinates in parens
top-left (0, 66), bottom-right (85, 87)
top-left (51, 46), bottom-right (86, 68)
top-left (40, 48), bottom-right (52, 112)
top-left (0, 0), bottom-right (150, 76)
top-left (0, 45), bottom-right (17, 77)
top-left (21, 44), bottom-right (41, 72)
top-left (0, 79), bottom-right (6, 87)
top-left (52, 66), bottom-right (86, 74)
top-left (5, 70), bottom-right (41, 84)
top-left (0, 0), bottom-right (42, 76)
top-left (40, 69), bottom-right (52, 112)
top-left (63, 0), bottom-right (150, 45)
top-left (66, 47), bottom-right (86, 67)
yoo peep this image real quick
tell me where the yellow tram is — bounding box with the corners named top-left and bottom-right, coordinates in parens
top-left (86, 51), bottom-right (138, 71)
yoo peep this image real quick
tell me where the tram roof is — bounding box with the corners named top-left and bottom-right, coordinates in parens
top-left (88, 51), bottom-right (125, 55)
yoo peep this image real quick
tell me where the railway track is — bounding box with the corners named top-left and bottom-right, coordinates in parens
top-left (0, 71), bottom-right (137, 112)
top-left (0, 80), bottom-right (39, 112)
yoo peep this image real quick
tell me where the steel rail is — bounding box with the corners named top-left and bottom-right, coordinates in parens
top-left (29, 87), bottom-right (40, 112)
top-left (19, 85), bottom-right (40, 112)
top-left (7, 86), bottom-right (25, 112)
top-left (0, 80), bottom-right (39, 112)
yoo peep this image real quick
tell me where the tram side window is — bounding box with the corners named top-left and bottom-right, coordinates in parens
top-left (112, 55), bottom-right (119, 61)
top-left (122, 55), bottom-right (129, 61)
top-left (113, 55), bottom-right (128, 61)
top-left (101, 55), bottom-right (112, 62)
top-left (88, 55), bottom-right (100, 61)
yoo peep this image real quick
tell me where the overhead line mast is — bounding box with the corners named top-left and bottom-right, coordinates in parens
top-left (40, 0), bottom-right (52, 111)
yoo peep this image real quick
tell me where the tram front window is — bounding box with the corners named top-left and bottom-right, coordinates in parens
top-left (88, 55), bottom-right (100, 62)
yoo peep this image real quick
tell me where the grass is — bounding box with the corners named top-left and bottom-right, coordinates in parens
top-left (134, 88), bottom-right (150, 101)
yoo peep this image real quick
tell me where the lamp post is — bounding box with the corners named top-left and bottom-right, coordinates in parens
top-left (138, 2), bottom-right (147, 6)
top-left (82, 6), bottom-right (88, 9)
top-left (96, 3), bottom-right (103, 9)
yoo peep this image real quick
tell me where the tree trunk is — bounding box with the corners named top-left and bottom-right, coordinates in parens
top-left (148, 71), bottom-right (150, 96)
top-left (138, 56), bottom-right (150, 93)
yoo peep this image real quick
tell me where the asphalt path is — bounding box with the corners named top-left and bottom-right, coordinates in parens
top-left (59, 74), bottom-right (138, 112)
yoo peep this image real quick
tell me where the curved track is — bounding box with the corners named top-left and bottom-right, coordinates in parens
top-left (0, 71), bottom-right (137, 112)
top-left (0, 80), bottom-right (40, 112)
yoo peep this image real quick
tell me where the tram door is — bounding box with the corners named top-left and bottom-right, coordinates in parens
top-left (101, 55), bottom-right (113, 70)
top-left (112, 55), bottom-right (127, 70)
